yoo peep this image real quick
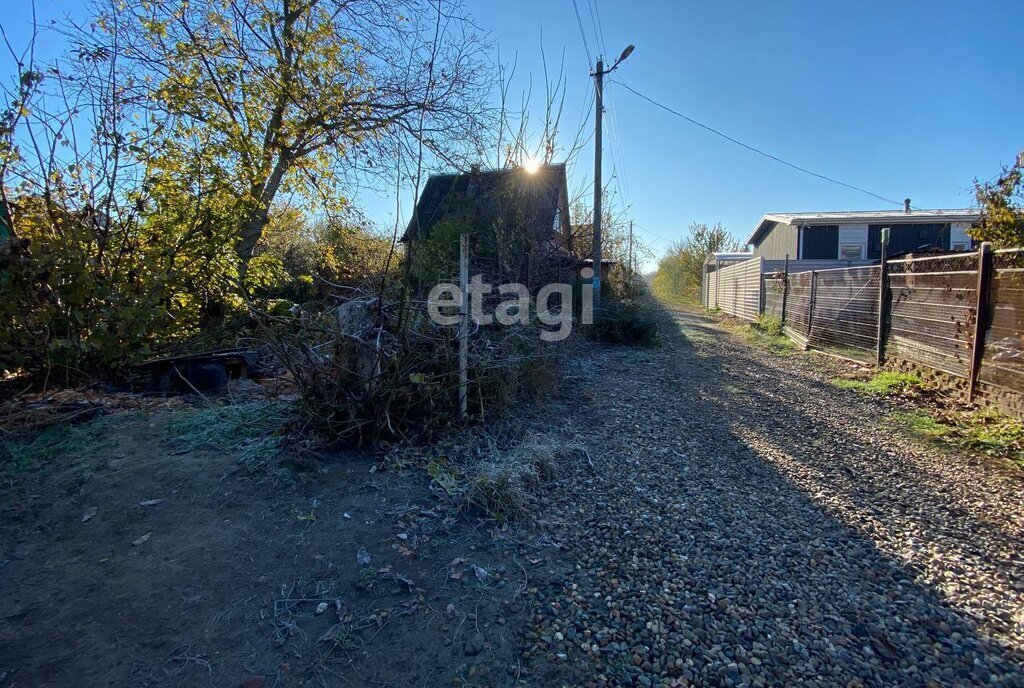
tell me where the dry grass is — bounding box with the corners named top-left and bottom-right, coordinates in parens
top-left (464, 433), bottom-right (573, 520)
top-left (414, 431), bottom-right (585, 522)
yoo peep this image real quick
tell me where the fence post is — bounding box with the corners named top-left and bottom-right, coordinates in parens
top-left (806, 270), bottom-right (817, 348)
top-left (459, 233), bottom-right (469, 419)
top-left (757, 257), bottom-right (765, 315)
top-left (968, 242), bottom-right (994, 401)
top-left (876, 232), bottom-right (890, 366)
top-left (780, 255), bottom-right (790, 326)
top-left (714, 257), bottom-right (721, 309)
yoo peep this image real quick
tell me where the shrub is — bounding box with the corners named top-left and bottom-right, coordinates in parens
top-left (753, 314), bottom-right (784, 336)
top-left (252, 291), bottom-right (565, 447)
top-left (587, 300), bottom-right (659, 346)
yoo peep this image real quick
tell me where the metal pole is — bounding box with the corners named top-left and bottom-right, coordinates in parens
top-left (459, 234), bottom-right (469, 419)
top-left (715, 256), bottom-right (720, 309)
top-left (780, 254), bottom-right (790, 326)
top-left (806, 270), bottom-right (817, 349)
top-left (968, 242), bottom-right (994, 401)
top-left (876, 229), bottom-right (890, 366)
top-left (591, 58), bottom-right (604, 312)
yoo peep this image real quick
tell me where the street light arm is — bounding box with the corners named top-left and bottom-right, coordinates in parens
top-left (597, 44), bottom-right (635, 75)
top-left (608, 44), bottom-right (635, 72)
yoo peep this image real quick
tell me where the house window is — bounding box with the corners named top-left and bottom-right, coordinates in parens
top-left (839, 244), bottom-right (864, 260)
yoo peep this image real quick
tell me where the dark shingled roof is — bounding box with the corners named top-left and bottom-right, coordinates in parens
top-left (402, 163), bottom-right (567, 243)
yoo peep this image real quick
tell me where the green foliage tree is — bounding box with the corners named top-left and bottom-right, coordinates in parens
top-left (651, 222), bottom-right (741, 304)
top-left (970, 164), bottom-right (1024, 248)
top-left (85, 0), bottom-right (490, 280)
top-left (0, 0), bottom-right (488, 382)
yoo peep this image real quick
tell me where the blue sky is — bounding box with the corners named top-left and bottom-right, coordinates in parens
top-left (3, 1), bottom-right (1023, 270)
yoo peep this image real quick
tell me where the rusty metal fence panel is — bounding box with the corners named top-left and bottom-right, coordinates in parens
top-left (807, 266), bottom-right (880, 355)
top-left (886, 253), bottom-right (979, 378)
top-left (715, 257), bottom-right (763, 321)
top-left (980, 249), bottom-right (1024, 391)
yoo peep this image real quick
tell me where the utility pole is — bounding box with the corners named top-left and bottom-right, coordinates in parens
top-left (591, 57), bottom-right (604, 312)
top-left (590, 44), bottom-right (635, 313)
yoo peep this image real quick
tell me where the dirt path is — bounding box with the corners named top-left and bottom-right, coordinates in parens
top-left (520, 307), bottom-right (1024, 687)
top-left (2, 308), bottom-right (1023, 687)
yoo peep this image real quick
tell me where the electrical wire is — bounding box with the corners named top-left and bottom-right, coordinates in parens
top-left (633, 223), bottom-right (679, 246)
top-left (587, 0), bottom-right (609, 61)
top-left (610, 78), bottom-right (907, 208)
top-left (569, 0), bottom-right (593, 66)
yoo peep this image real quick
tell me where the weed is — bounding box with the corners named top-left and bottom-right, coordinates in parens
top-left (423, 432), bottom-right (572, 522)
top-left (0, 412), bottom-right (136, 471)
top-left (893, 408), bottom-right (1024, 468)
top-left (167, 401), bottom-right (295, 474)
top-left (738, 323), bottom-right (796, 355)
top-left (891, 411), bottom-right (951, 438)
top-left (753, 314), bottom-right (784, 336)
top-left (588, 300), bottom-right (659, 346)
top-left (834, 371), bottom-right (923, 396)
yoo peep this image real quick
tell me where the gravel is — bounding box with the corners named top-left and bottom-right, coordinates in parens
top-left (521, 309), bottom-right (1024, 687)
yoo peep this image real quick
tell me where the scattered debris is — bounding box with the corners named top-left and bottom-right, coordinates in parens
top-left (138, 499), bottom-right (164, 507)
top-left (314, 602), bottom-right (329, 616)
top-left (356, 547), bottom-right (371, 566)
top-left (133, 349), bottom-right (257, 394)
top-left (472, 564), bottom-right (490, 582)
top-left (132, 533), bottom-right (151, 546)
top-left (81, 506), bottom-right (98, 523)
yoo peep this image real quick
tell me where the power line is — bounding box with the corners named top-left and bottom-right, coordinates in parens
top-left (633, 223), bottom-right (679, 246)
top-left (606, 93), bottom-right (632, 209)
top-left (610, 79), bottom-right (906, 208)
top-left (587, 0), bottom-right (609, 60)
top-left (569, 0), bottom-right (593, 66)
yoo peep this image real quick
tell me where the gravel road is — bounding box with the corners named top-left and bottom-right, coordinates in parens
top-left (522, 308), bottom-right (1024, 687)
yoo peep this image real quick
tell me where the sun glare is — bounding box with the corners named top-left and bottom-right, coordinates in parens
top-left (523, 158), bottom-right (540, 173)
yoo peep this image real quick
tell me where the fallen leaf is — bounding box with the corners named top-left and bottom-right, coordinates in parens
top-left (132, 532), bottom-right (151, 546)
top-left (81, 506), bottom-right (98, 523)
top-left (138, 499), bottom-right (164, 507)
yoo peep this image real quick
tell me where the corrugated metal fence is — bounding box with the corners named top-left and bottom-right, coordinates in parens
top-left (715, 257), bottom-right (764, 321)
top-left (704, 245), bottom-right (1024, 411)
